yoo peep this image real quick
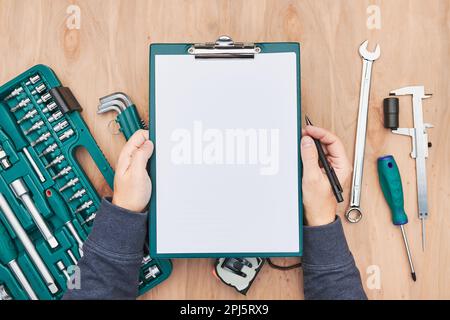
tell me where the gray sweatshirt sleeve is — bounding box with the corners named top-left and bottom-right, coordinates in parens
top-left (302, 216), bottom-right (367, 300)
top-left (63, 198), bottom-right (147, 300)
top-left (64, 199), bottom-right (365, 300)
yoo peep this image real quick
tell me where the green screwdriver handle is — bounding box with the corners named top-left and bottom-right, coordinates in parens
top-left (377, 155), bottom-right (408, 226)
top-left (45, 188), bottom-right (71, 223)
top-left (0, 220), bottom-right (17, 264)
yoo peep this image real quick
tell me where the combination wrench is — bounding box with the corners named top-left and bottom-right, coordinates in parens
top-left (345, 40), bottom-right (380, 223)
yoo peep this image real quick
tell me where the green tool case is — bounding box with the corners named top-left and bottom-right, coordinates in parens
top-left (0, 65), bottom-right (172, 300)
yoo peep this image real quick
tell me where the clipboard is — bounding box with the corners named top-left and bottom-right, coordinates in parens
top-left (149, 36), bottom-right (302, 258)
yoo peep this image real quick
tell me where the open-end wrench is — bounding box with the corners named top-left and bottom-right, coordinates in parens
top-left (345, 40), bottom-right (380, 223)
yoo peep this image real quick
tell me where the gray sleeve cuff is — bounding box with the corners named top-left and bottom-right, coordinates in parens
top-left (85, 197), bottom-right (148, 257)
top-left (302, 216), bottom-right (353, 267)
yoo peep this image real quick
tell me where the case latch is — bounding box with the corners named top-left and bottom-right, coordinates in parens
top-left (49, 86), bottom-right (82, 114)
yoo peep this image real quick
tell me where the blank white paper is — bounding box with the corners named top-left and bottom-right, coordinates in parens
top-left (154, 52), bottom-right (299, 254)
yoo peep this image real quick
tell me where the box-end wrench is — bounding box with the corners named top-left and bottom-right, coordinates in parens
top-left (345, 40), bottom-right (380, 223)
top-left (0, 193), bottom-right (58, 294)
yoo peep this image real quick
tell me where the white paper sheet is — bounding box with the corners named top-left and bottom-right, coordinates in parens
top-left (154, 52), bottom-right (300, 254)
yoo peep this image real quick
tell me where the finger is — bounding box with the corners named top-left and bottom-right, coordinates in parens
top-left (131, 140), bottom-right (154, 171)
top-left (300, 136), bottom-right (322, 182)
top-left (304, 126), bottom-right (348, 168)
top-left (116, 130), bottom-right (150, 175)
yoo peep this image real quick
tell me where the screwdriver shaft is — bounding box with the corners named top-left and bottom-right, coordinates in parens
top-left (23, 148), bottom-right (45, 183)
top-left (400, 225), bottom-right (416, 281)
top-left (422, 219), bottom-right (425, 252)
top-left (66, 221), bottom-right (84, 257)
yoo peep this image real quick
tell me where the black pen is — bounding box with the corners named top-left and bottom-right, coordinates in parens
top-left (305, 115), bottom-right (344, 203)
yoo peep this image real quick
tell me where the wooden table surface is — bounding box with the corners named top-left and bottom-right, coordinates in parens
top-left (0, 0), bottom-right (449, 300)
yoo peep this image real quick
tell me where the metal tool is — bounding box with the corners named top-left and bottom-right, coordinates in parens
top-left (37, 93), bottom-right (52, 104)
top-left (387, 86), bottom-right (433, 250)
top-left (4, 87), bottom-right (24, 100)
top-left (0, 147), bottom-right (11, 169)
top-left (0, 221), bottom-right (39, 299)
top-left (31, 84), bottom-right (46, 95)
top-left (45, 155), bottom-right (65, 169)
top-left (59, 177), bottom-right (79, 192)
top-left (46, 188), bottom-right (84, 256)
top-left (10, 178), bottom-right (59, 249)
top-left (82, 213), bottom-right (96, 225)
top-left (42, 101), bottom-right (57, 113)
top-left (59, 128), bottom-right (74, 142)
top-left (17, 109), bottom-right (38, 124)
top-left (142, 255), bottom-right (152, 265)
top-left (11, 98), bottom-right (31, 112)
top-left (53, 120), bottom-right (69, 132)
top-left (68, 189), bottom-right (86, 202)
top-left (25, 75), bottom-right (41, 86)
top-left (48, 110), bottom-right (62, 123)
top-left (346, 40), bottom-right (381, 223)
top-left (52, 166), bottom-right (72, 180)
top-left (0, 193), bottom-right (58, 294)
top-left (67, 250), bottom-right (78, 265)
top-left (38, 143), bottom-right (58, 157)
top-left (97, 92), bottom-right (147, 139)
top-left (24, 120), bottom-right (44, 135)
top-left (0, 284), bottom-right (11, 300)
top-left (57, 261), bottom-right (71, 281)
top-left (0, 104), bottom-right (46, 182)
top-left (144, 265), bottom-right (161, 280)
top-left (31, 132), bottom-right (51, 147)
top-left (378, 155), bottom-right (416, 281)
top-left (75, 200), bottom-right (93, 214)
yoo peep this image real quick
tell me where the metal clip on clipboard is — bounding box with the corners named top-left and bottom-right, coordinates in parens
top-left (188, 36), bottom-right (261, 59)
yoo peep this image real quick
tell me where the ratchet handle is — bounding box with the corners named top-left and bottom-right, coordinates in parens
top-left (377, 155), bottom-right (408, 226)
top-left (45, 188), bottom-right (70, 223)
top-left (0, 220), bottom-right (16, 264)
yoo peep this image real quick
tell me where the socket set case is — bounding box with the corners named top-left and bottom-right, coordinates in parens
top-left (0, 65), bottom-right (172, 300)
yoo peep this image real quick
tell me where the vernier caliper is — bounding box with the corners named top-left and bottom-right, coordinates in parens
top-left (389, 86), bottom-right (433, 251)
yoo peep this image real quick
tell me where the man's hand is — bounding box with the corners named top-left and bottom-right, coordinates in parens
top-left (301, 125), bottom-right (351, 227)
top-left (112, 130), bottom-right (154, 212)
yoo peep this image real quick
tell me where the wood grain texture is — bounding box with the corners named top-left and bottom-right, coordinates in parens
top-left (0, 0), bottom-right (448, 300)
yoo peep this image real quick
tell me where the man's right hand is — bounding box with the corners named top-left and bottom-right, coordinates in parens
top-left (301, 125), bottom-right (352, 227)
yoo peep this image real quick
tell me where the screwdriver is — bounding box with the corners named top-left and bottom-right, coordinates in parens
top-left (0, 221), bottom-right (38, 300)
top-left (45, 188), bottom-right (84, 257)
top-left (377, 155), bottom-right (416, 281)
top-left (0, 102), bottom-right (45, 182)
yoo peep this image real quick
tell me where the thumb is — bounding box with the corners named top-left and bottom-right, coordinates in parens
top-left (301, 136), bottom-right (322, 181)
top-left (132, 140), bottom-right (154, 170)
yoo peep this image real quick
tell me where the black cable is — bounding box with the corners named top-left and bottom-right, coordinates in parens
top-left (266, 258), bottom-right (302, 271)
